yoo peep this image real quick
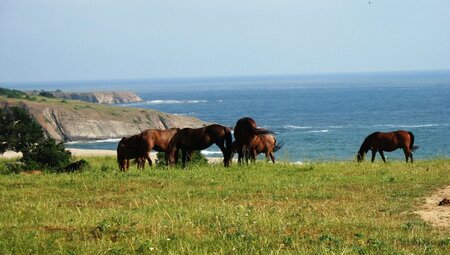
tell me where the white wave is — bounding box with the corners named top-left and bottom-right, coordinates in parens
top-left (291, 161), bottom-right (304, 165)
top-left (374, 124), bottom-right (440, 128)
top-left (201, 150), bottom-right (223, 155)
top-left (306, 129), bottom-right (330, 133)
top-left (66, 138), bottom-right (122, 144)
top-left (144, 99), bottom-right (207, 104)
top-left (173, 112), bottom-right (195, 116)
top-left (284, 125), bottom-right (312, 129)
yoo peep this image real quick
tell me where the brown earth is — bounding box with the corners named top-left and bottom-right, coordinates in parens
top-left (415, 185), bottom-right (450, 229)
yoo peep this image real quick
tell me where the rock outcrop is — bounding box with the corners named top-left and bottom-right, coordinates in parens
top-left (0, 97), bottom-right (207, 142)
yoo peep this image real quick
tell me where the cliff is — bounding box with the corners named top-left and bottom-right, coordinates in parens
top-left (0, 96), bottom-right (207, 142)
top-left (48, 91), bottom-right (143, 104)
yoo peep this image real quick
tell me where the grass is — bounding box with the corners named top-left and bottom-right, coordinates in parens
top-left (1, 158), bottom-right (449, 254)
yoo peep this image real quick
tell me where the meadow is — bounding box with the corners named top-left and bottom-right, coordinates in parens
top-left (1, 157), bottom-right (449, 254)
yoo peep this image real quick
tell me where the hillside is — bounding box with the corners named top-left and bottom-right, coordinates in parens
top-left (0, 95), bottom-right (207, 142)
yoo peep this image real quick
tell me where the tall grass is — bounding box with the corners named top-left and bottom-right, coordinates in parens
top-left (1, 158), bottom-right (449, 254)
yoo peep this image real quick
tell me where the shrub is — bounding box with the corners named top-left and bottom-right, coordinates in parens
top-left (0, 87), bottom-right (27, 99)
top-left (0, 106), bottom-right (72, 171)
top-left (156, 150), bottom-right (208, 167)
top-left (38, 91), bottom-right (55, 98)
top-left (22, 138), bottom-right (72, 170)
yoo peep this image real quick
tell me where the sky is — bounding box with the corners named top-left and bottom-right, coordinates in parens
top-left (0, 0), bottom-right (449, 83)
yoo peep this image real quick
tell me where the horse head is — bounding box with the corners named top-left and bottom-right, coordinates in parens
top-left (357, 151), bottom-right (365, 162)
top-left (166, 135), bottom-right (179, 166)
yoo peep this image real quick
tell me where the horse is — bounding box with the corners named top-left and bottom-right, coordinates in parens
top-left (357, 130), bottom-right (418, 163)
top-left (233, 117), bottom-right (273, 164)
top-left (117, 128), bottom-right (180, 171)
top-left (167, 124), bottom-right (232, 168)
top-left (249, 134), bottom-right (283, 163)
top-left (232, 134), bottom-right (284, 163)
top-left (117, 135), bottom-right (143, 171)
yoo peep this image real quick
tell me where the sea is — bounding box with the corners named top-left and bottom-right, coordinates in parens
top-left (10, 71), bottom-right (450, 162)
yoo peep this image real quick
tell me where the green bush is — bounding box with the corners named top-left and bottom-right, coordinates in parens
top-left (1, 106), bottom-right (72, 171)
top-left (38, 91), bottom-right (55, 98)
top-left (156, 150), bottom-right (208, 167)
top-left (22, 138), bottom-right (72, 170)
top-left (0, 87), bottom-right (27, 99)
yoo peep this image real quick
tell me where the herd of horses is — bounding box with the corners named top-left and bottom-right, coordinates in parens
top-left (117, 117), bottom-right (418, 171)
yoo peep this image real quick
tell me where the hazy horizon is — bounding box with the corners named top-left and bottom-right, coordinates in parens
top-left (2, 69), bottom-right (449, 92)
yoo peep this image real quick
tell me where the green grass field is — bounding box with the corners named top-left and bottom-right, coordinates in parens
top-left (1, 157), bottom-right (449, 254)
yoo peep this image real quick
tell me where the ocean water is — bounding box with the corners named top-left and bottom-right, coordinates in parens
top-left (59, 71), bottom-right (450, 162)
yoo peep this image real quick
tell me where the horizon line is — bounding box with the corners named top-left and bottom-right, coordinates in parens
top-left (2, 68), bottom-right (450, 85)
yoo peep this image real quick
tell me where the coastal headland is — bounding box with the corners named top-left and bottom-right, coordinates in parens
top-left (0, 91), bottom-right (207, 142)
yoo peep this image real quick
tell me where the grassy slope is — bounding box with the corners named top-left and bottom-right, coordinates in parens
top-left (0, 95), bottom-right (162, 119)
top-left (0, 158), bottom-right (449, 254)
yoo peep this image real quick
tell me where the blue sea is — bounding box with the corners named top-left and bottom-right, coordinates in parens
top-left (14, 71), bottom-right (450, 162)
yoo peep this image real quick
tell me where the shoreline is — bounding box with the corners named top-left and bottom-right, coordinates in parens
top-left (0, 148), bottom-right (224, 163)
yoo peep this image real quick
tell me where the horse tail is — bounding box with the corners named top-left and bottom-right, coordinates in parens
top-left (273, 138), bottom-right (284, 152)
top-left (408, 132), bottom-right (419, 151)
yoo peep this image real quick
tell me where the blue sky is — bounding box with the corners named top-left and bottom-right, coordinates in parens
top-left (0, 0), bottom-right (449, 83)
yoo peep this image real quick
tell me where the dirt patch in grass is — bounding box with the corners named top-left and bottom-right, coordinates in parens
top-left (415, 185), bottom-right (450, 229)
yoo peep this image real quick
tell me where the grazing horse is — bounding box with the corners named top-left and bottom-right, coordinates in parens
top-left (357, 130), bottom-right (418, 163)
top-left (117, 128), bottom-right (179, 171)
top-left (232, 134), bottom-right (284, 163)
top-left (167, 124), bottom-right (232, 167)
top-left (249, 134), bottom-right (283, 163)
top-left (233, 117), bottom-right (273, 164)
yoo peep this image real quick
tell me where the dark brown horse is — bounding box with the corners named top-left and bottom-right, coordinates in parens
top-left (357, 130), bottom-right (418, 163)
top-left (233, 117), bottom-right (273, 164)
top-left (117, 128), bottom-right (179, 171)
top-left (167, 124), bottom-right (232, 167)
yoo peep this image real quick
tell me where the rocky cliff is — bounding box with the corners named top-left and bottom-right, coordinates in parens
top-left (0, 97), bottom-right (207, 142)
top-left (49, 91), bottom-right (143, 104)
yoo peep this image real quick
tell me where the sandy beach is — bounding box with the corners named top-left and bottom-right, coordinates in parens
top-left (1, 149), bottom-right (117, 159)
top-left (0, 148), bottom-right (223, 163)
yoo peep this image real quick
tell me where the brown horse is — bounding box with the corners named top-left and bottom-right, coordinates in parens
top-left (117, 128), bottom-right (179, 171)
top-left (357, 130), bottom-right (418, 163)
top-left (232, 134), bottom-right (283, 163)
top-left (249, 134), bottom-right (283, 163)
top-left (233, 117), bottom-right (273, 164)
top-left (167, 124), bottom-right (232, 167)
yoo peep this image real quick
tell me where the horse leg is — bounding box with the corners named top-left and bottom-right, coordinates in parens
top-left (251, 150), bottom-right (257, 164)
top-left (145, 152), bottom-right (152, 168)
top-left (269, 152), bottom-right (275, 163)
top-left (181, 149), bottom-right (187, 168)
top-left (215, 142), bottom-right (229, 167)
top-left (403, 148), bottom-right (412, 163)
top-left (379, 150), bottom-right (386, 163)
top-left (371, 150), bottom-right (376, 162)
top-left (126, 159), bottom-right (130, 171)
top-left (244, 146), bottom-right (250, 165)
